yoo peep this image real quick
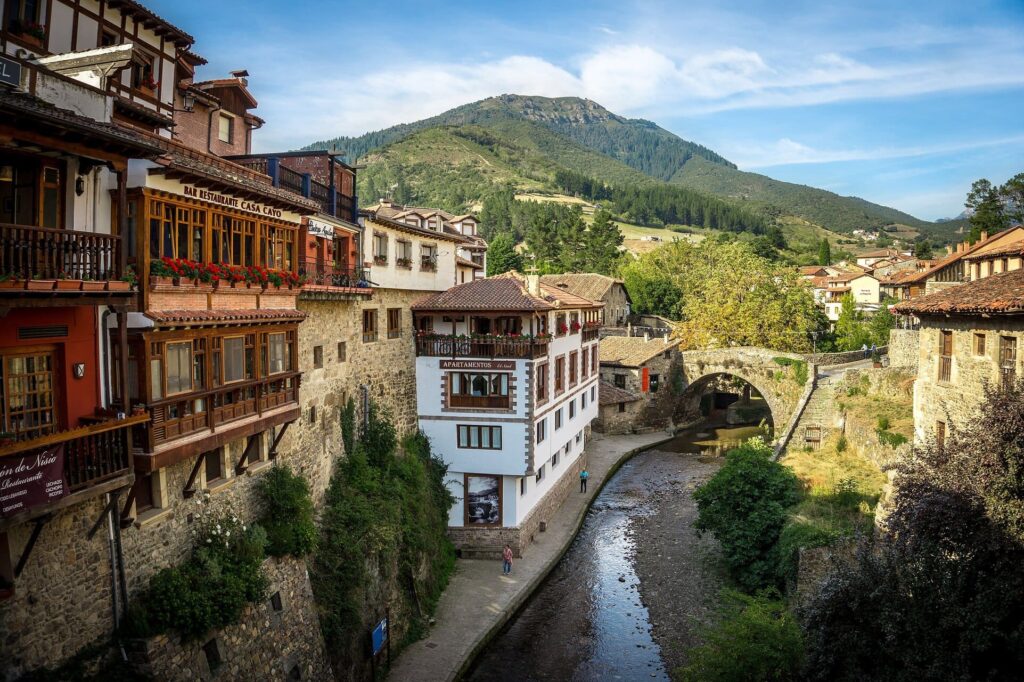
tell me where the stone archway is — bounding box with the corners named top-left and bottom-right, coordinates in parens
top-left (675, 371), bottom-right (777, 429)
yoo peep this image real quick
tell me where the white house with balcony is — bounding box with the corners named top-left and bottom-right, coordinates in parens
top-left (412, 272), bottom-right (602, 556)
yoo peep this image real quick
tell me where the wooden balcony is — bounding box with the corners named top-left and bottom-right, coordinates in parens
top-left (138, 372), bottom-right (301, 455)
top-left (0, 414), bottom-right (148, 526)
top-left (582, 321), bottom-right (600, 342)
top-left (449, 394), bottom-right (511, 410)
top-left (0, 223), bottom-right (123, 283)
top-left (416, 335), bottom-right (550, 360)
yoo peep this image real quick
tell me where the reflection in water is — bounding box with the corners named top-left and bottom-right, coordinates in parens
top-left (466, 424), bottom-right (770, 682)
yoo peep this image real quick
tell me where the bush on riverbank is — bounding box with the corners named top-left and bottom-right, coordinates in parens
top-left (694, 438), bottom-right (801, 591)
top-left (678, 590), bottom-right (803, 682)
top-left (311, 401), bottom-right (455, 676)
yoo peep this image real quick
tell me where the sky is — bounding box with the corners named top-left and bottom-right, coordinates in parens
top-left (154, 0), bottom-right (1024, 221)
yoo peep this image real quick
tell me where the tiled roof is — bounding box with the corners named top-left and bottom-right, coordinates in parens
top-left (107, 0), bottom-right (194, 46)
top-left (893, 269), bottom-right (1024, 316)
top-left (362, 213), bottom-right (469, 244)
top-left (900, 229), bottom-right (1024, 284)
top-left (798, 266), bottom-right (829, 276)
top-left (146, 309), bottom-right (306, 326)
top-left (962, 240), bottom-right (1024, 260)
top-left (540, 273), bottom-right (630, 304)
top-left (600, 335), bottom-right (680, 368)
top-left (456, 257), bottom-right (483, 269)
top-left (363, 202), bottom-right (482, 242)
top-left (599, 380), bottom-right (642, 405)
top-left (411, 272), bottom-right (602, 312)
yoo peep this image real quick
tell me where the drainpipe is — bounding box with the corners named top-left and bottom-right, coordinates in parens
top-left (105, 490), bottom-right (129, 629)
top-left (206, 105), bottom-right (222, 155)
top-left (101, 307), bottom-right (115, 406)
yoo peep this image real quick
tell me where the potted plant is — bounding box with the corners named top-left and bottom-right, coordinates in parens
top-left (81, 275), bottom-right (106, 292)
top-left (26, 274), bottom-right (56, 291)
top-left (149, 258), bottom-right (178, 286)
top-left (871, 349), bottom-right (883, 368)
top-left (131, 404), bottom-right (147, 417)
top-left (108, 265), bottom-right (135, 291)
top-left (374, 255), bottom-right (387, 266)
top-left (0, 273), bottom-right (22, 290)
top-left (56, 271), bottom-right (83, 291)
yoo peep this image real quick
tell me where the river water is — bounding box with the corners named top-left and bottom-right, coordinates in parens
top-left (466, 424), bottom-right (769, 682)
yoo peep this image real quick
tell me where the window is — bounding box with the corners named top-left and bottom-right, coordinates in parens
top-left (130, 53), bottom-right (157, 91)
top-left (313, 345), bottom-right (323, 368)
top-left (101, 30), bottom-right (117, 47)
top-left (520, 477), bottom-right (527, 496)
top-left (592, 347), bottom-right (598, 373)
top-left (417, 316), bottom-right (433, 334)
top-left (134, 474), bottom-right (156, 514)
top-left (650, 374), bottom-right (661, 393)
top-left (999, 336), bottom-right (1017, 388)
top-left (223, 336), bottom-right (251, 382)
top-left (618, 402), bottom-right (626, 413)
top-left (591, 386), bottom-right (596, 402)
top-left (935, 421), bottom-right (946, 449)
top-left (267, 333), bottom-right (289, 374)
top-left (536, 363), bottom-right (548, 402)
top-left (6, 0), bottom-right (41, 30)
top-left (938, 330), bottom-right (952, 383)
top-left (565, 438), bottom-right (572, 454)
top-left (373, 233), bottom-right (388, 263)
top-left (396, 240), bottom-right (412, 267)
top-left (204, 448), bottom-right (224, 486)
top-left (387, 308), bottom-right (402, 339)
top-left (0, 157), bottom-right (66, 230)
top-left (457, 424), bottom-right (502, 449)
top-left (421, 244), bottom-right (437, 271)
top-left (449, 372), bottom-right (510, 409)
top-left (569, 351), bottom-right (578, 386)
top-left (576, 431), bottom-right (582, 444)
top-left (337, 342), bottom-right (347, 362)
top-left (536, 418), bottom-right (546, 443)
top-left (166, 341), bottom-right (193, 395)
top-left (569, 399), bottom-right (576, 419)
top-left (363, 309), bottom-right (378, 342)
top-left (556, 314), bottom-right (567, 336)
top-left (309, 405), bottom-right (317, 423)
top-left (555, 356), bottom-right (565, 394)
top-left (581, 348), bottom-right (589, 379)
top-left (535, 464), bottom-right (545, 483)
top-left (552, 449), bottom-right (559, 468)
top-left (972, 333), bottom-right (986, 356)
top-left (614, 374), bottom-right (626, 389)
top-left (218, 114), bottom-right (233, 143)
top-left (581, 392), bottom-right (587, 409)
top-left (555, 408), bottom-right (563, 430)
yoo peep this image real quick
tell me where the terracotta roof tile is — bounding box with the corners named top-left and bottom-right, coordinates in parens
top-left (600, 335), bottom-right (680, 368)
top-left (456, 257), bottom-right (483, 269)
top-left (362, 213), bottom-right (469, 244)
top-left (146, 308), bottom-right (306, 326)
top-left (540, 273), bottom-right (629, 304)
top-left (893, 269), bottom-right (1024, 316)
top-left (599, 380), bottom-right (642, 405)
top-left (412, 275), bottom-right (553, 312)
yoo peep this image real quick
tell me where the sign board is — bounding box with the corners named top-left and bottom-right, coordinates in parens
top-left (0, 444), bottom-right (67, 518)
top-left (0, 56), bottom-right (22, 88)
top-left (371, 617), bottom-right (389, 656)
top-left (307, 218), bottom-right (335, 239)
top-left (440, 360), bottom-right (516, 371)
top-left (181, 184), bottom-right (285, 219)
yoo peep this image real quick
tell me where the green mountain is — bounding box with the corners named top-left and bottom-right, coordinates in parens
top-left (303, 95), bottom-right (954, 238)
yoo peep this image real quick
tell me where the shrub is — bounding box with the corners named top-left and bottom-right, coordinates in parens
top-left (876, 415), bottom-right (890, 431)
top-left (835, 435), bottom-right (848, 453)
top-left (772, 357), bottom-right (809, 385)
top-left (124, 507), bottom-right (268, 640)
top-left (341, 397), bottom-right (356, 457)
top-left (876, 430), bottom-right (907, 447)
top-left (678, 590), bottom-right (803, 682)
top-left (694, 438), bottom-right (801, 591)
top-left (259, 465), bottom-right (316, 557)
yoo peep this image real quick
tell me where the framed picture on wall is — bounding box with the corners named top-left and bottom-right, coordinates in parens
top-left (464, 474), bottom-right (501, 526)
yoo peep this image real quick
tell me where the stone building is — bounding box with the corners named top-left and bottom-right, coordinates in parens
top-left (899, 227), bottom-right (1024, 299)
top-left (598, 335), bottom-right (683, 432)
top-left (412, 273), bottom-right (602, 556)
top-left (894, 269), bottom-right (1024, 446)
top-left (595, 381), bottom-right (643, 434)
top-left (540, 273), bottom-right (632, 326)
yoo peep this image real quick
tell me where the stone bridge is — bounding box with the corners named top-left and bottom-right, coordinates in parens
top-left (676, 347), bottom-right (815, 447)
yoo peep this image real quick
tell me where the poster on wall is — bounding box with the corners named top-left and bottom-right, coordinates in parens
top-left (0, 444), bottom-right (67, 518)
top-left (465, 475), bottom-right (500, 525)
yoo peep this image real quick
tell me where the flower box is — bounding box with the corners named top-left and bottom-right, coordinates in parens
top-left (26, 279), bottom-right (56, 291)
top-left (81, 281), bottom-right (107, 292)
top-left (0, 279), bottom-right (23, 290)
top-left (150, 275), bottom-right (176, 287)
top-left (106, 281), bottom-right (132, 292)
top-left (56, 279), bottom-right (83, 291)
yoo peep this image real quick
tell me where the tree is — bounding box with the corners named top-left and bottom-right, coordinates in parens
top-left (833, 294), bottom-right (870, 352)
top-left (800, 382), bottom-right (1024, 681)
top-left (913, 239), bottom-right (932, 259)
top-left (582, 209), bottom-right (624, 275)
top-left (866, 304), bottom-right (894, 346)
top-left (1000, 172), bottom-right (1024, 225)
top-left (965, 178), bottom-right (1009, 243)
top-left (817, 238), bottom-right (831, 266)
top-left (485, 232), bottom-right (523, 276)
top-left (694, 439), bottom-right (801, 591)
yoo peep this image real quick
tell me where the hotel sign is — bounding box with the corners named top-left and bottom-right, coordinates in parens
top-left (0, 444), bottom-right (67, 518)
top-left (182, 185), bottom-right (285, 219)
top-left (0, 56), bottom-right (22, 88)
top-left (440, 360), bottom-right (516, 371)
top-left (307, 218), bottom-right (335, 239)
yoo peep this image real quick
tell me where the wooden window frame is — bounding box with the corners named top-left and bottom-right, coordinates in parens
top-left (536, 362), bottom-right (548, 404)
top-left (938, 330), bottom-right (953, 383)
top-left (973, 332), bottom-right (986, 357)
top-left (449, 372), bottom-right (511, 410)
top-left (456, 424), bottom-right (503, 450)
top-left (337, 341), bottom-right (347, 362)
top-left (0, 345), bottom-right (60, 441)
top-left (387, 308), bottom-right (402, 339)
top-left (362, 309), bottom-right (378, 343)
top-left (569, 351), bottom-right (578, 386)
top-left (554, 355), bottom-right (565, 395)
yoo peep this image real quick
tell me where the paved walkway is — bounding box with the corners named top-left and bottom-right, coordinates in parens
top-left (386, 431), bottom-right (672, 682)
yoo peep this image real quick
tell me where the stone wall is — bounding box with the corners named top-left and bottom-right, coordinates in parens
top-left (598, 345), bottom-right (683, 432)
top-left (911, 316), bottom-right (1023, 444)
top-left (126, 556), bottom-right (330, 681)
top-left (887, 329), bottom-right (919, 368)
top-left (595, 399), bottom-right (644, 434)
top-left (802, 346), bottom-right (888, 366)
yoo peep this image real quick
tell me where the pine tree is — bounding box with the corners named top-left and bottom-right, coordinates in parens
top-left (818, 238), bottom-right (832, 266)
top-left (485, 232), bottom-right (523, 276)
top-left (834, 293), bottom-right (870, 351)
top-left (965, 179), bottom-right (1009, 243)
top-left (582, 209), bottom-right (623, 275)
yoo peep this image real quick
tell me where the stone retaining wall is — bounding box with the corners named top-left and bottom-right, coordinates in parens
top-left (802, 346), bottom-right (888, 366)
top-left (887, 329), bottom-right (919, 368)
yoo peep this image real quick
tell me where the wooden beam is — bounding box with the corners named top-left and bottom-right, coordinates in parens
top-left (14, 515), bottom-right (51, 578)
top-left (119, 481), bottom-right (138, 529)
top-left (234, 433), bottom-right (259, 475)
top-left (87, 494), bottom-right (119, 540)
top-left (182, 452), bottom-right (206, 498)
top-left (0, 125), bottom-right (129, 168)
top-left (269, 421), bottom-right (291, 460)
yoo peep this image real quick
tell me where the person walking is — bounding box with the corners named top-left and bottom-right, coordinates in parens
top-left (580, 468), bottom-right (589, 493)
top-left (861, 343), bottom-right (869, 358)
top-left (502, 544), bottom-right (513, 575)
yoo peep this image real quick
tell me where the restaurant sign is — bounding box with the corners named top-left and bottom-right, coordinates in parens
top-left (0, 444), bottom-right (67, 518)
top-left (0, 56), bottom-right (22, 88)
top-left (307, 218), bottom-right (335, 239)
top-left (440, 360), bottom-right (516, 371)
top-left (182, 185), bottom-right (285, 218)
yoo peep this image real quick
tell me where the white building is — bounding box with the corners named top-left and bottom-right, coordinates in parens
top-left (412, 273), bottom-right (602, 555)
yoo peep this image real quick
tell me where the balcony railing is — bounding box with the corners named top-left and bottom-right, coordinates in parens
top-left (938, 355), bottom-right (952, 383)
top-left (278, 166), bottom-right (305, 195)
top-left (232, 157), bottom-right (269, 176)
top-left (0, 223), bottom-right (122, 281)
top-left (0, 414), bottom-right (147, 498)
top-left (582, 322), bottom-right (600, 342)
top-left (140, 373), bottom-right (300, 450)
top-left (416, 334), bottom-right (550, 359)
top-left (298, 258), bottom-right (370, 288)
top-left (449, 394), bottom-right (512, 410)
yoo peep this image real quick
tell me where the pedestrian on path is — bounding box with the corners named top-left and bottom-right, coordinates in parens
top-left (861, 343), bottom-right (869, 358)
top-left (502, 544), bottom-right (513, 575)
top-left (580, 468), bottom-right (589, 493)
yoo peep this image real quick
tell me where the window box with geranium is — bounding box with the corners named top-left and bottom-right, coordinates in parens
top-left (557, 323), bottom-right (569, 336)
top-left (374, 255), bottom-right (388, 266)
top-left (396, 257), bottom-right (412, 269)
top-left (0, 273), bottom-right (22, 290)
top-left (56, 271), bottom-right (83, 290)
top-left (570, 321), bottom-right (582, 333)
top-left (10, 19), bottom-right (46, 43)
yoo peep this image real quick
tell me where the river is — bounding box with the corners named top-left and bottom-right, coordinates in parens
top-left (466, 424), bottom-right (769, 682)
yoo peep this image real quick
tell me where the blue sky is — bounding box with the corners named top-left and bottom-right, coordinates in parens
top-left (155, 0), bottom-right (1024, 220)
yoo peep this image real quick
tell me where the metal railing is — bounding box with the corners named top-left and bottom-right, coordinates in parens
top-left (416, 335), bottom-right (550, 359)
top-left (0, 414), bottom-right (147, 493)
top-left (298, 258), bottom-right (370, 288)
top-left (0, 223), bottom-right (122, 281)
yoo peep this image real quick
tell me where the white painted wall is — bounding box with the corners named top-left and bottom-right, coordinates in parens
top-left (364, 221), bottom-right (459, 292)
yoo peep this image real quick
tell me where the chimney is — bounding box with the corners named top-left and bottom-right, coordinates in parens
top-left (526, 274), bottom-right (540, 296)
top-left (946, 244), bottom-right (953, 255)
top-left (644, 332), bottom-right (650, 342)
top-left (980, 230), bottom-right (988, 241)
top-left (663, 333), bottom-right (669, 344)
top-left (957, 242), bottom-right (964, 254)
